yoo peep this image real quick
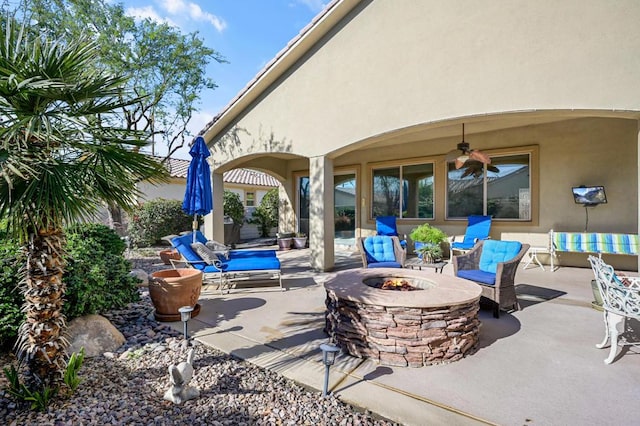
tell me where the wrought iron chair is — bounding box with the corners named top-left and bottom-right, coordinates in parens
top-left (450, 215), bottom-right (492, 255)
top-left (588, 255), bottom-right (640, 364)
top-left (453, 240), bottom-right (529, 318)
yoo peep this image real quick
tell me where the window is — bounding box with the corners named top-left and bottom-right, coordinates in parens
top-left (371, 162), bottom-right (434, 219)
top-left (245, 191), bottom-right (255, 207)
top-left (447, 153), bottom-right (531, 220)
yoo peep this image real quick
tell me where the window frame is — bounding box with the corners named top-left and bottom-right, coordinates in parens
top-left (369, 158), bottom-right (437, 222)
top-left (445, 145), bottom-right (538, 223)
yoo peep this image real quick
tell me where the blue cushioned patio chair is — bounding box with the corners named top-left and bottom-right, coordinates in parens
top-left (450, 215), bottom-right (492, 255)
top-left (171, 232), bottom-right (283, 293)
top-left (375, 216), bottom-right (407, 249)
top-left (356, 235), bottom-right (406, 268)
top-left (453, 240), bottom-right (529, 318)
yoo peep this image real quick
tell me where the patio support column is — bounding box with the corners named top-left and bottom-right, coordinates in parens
top-left (309, 155), bottom-right (335, 271)
top-left (637, 121), bottom-right (640, 272)
top-left (204, 171), bottom-right (224, 243)
top-left (278, 182), bottom-right (296, 234)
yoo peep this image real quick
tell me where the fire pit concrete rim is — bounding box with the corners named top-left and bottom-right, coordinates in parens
top-left (324, 268), bottom-right (482, 308)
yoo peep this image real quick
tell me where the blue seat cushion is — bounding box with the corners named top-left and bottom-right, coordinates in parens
top-left (479, 240), bottom-right (522, 274)
top-left (363, 236), bottom-right (398, 264)
top-left (228, 250), bottom-right (277, 259)
top-left (221, 256), bottom-right (280, 272)
top-left (367, 261), bottom-right (403, 269)
top-left (457, 269), bottom-right (496, 285)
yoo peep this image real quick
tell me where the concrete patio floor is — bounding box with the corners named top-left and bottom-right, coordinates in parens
top-left (165, 247), bottom-right (640, 426)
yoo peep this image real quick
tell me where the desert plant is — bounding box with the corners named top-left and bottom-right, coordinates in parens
top-left (0, 17), bottom-right (166, 390)
top-left (127, 199), bottom-right (193, 247)
top-left (409, 223), bottom-right (448, 244)
top-left (0, 228), bottom-right (24, 350)
top-left (63, 223), bottom-right (140, 320)
top-left (223, 190), bottom-right (245, 226)
top-left (249, 188), bottom-right (279, 237)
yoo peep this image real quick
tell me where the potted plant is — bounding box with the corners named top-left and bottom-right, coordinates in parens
top-left (277, 232), bottom-right (295, 250)
top-left (293, 232), bottom-right (307, 249)
top-left (409, 223), bottom-right (448, 263)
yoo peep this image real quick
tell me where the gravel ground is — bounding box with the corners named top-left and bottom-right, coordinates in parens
top-left (0, 248), bottom-right (398, 425)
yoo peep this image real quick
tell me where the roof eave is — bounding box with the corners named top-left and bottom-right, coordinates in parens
top-left (200, 0), bottom-right (362, 143)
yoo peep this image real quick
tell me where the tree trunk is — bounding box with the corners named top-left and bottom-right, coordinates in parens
top-left (17, 226), bottom-right (68, 388)
top-left (108, 203), bottom-right (126, 236)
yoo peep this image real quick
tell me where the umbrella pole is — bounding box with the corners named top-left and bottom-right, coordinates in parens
top-left (192, 214), bottom-right (198, 243)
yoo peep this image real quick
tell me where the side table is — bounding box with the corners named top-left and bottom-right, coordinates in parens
top-left (404, 257), bottom-right (447, 273)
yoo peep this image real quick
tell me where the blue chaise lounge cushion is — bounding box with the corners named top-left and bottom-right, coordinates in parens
top-left (363, 236), bottom-right (402, 268)
top-left (172, 233), bottom-right (280, 273)
top-left (457, 240), bottom-right (522, 285)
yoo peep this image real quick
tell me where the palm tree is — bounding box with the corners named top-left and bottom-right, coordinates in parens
top-left (0, 18), bottom-right (167, 388)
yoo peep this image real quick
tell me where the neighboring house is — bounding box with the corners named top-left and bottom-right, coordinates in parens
top-left (199, 0), bottom-right (640, 272)
top-left (135, 156), bottom-right (280, 240)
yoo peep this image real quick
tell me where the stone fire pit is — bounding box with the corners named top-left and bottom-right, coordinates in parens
top-left (324, 268), bottom-right (482, 367)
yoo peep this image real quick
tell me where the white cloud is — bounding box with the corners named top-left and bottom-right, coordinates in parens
top-left (125, 6), bottom-right (177, 26)
top-left (295, 0), bottom-right (329, 13)
top-left (158, 0), bottom-right (227, 33)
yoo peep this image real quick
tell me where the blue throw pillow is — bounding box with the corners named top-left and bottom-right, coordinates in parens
top-left (479, 240), bottom-right (522, 273)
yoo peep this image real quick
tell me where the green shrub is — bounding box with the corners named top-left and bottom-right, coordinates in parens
top-left (127, 198), bottom-right (193, 247)
top-left (249, 188), bottom-right (279, 237)
top-left (223, 190), bottom-right (245, 226)
top-left (0, 229), bottom-right (24, 350)
top-left (63, 223), bottom-right (140, 320)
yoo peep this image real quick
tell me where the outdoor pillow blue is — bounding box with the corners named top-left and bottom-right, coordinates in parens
top-left (478, 240), bottom-right (522, 274)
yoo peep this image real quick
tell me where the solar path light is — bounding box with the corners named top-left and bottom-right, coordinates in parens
top-left (320, 343), bottom-right (340, 397)
top-left (178, 305), bottom-right (195, 340)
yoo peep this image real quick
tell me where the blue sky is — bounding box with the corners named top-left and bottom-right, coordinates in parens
top-left (119, 0), bottom-right (328, 158)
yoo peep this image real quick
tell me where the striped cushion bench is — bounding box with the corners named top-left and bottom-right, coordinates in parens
top-left (550, 230), bottom-right (639, 270)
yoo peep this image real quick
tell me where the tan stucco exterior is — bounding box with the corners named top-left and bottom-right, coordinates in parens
top-left (202, 0), bottom-right (640, 271)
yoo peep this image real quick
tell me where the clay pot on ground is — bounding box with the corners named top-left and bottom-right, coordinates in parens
top-left (293, 236), bottom-right (307, 249)
top-left (149, 269), bottom-right (203, 321)
top-left (277, 237), bottom-right (293, 251)
top-left (159, 249), bottom-right (181, 265)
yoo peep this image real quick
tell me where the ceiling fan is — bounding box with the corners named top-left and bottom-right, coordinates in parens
top-left (445, 124), bottom-right (492, 169)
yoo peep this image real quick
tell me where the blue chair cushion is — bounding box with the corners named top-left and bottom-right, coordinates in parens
top-left (479, 240), bottom-right (522, 274)
top-left (220, 256), bottom-right (280, 272)
top-left (376, 216), bottom-right (399, 237)
top-left (228, 250), bottom-right (277, 259)
top-left (367, 261), bottom-right (403, 268)
top-left (457, 269), bottom-right (496, 285)
top-left (363, 236), bottom-right (397, 263)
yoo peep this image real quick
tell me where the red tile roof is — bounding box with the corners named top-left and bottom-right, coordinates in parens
top-left (162, 156), bottom-right (278, 187)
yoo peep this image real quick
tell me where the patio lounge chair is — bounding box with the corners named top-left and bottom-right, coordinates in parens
top-left (356, 235), bottom-right (406, 268)
top-left (376, 216), bottom-right (407, 249)
top-left (170, 232), bottom-right (282, 293)
top-left (453, 240), bottom-right (529, 318)
top-left (588, 255), bottom-right (640, 364)
top-left (450, 215), bottom-right (492, 255)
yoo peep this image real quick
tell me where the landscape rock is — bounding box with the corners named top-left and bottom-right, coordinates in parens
top-left (66, 314), bottom-right (126, 357)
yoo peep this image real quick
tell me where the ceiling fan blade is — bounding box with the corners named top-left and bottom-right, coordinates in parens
top-left (469, 150), bottom-right (491, 164)
top-left (454, 157), bottom-right (468, 169)
top-left (487, 164), bottom-right (500, 173)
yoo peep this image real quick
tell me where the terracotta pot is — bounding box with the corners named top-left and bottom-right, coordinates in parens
top-left (159, 249), bottom-right (181, 265)
top-left (149, 269), bottom-right (203, 321)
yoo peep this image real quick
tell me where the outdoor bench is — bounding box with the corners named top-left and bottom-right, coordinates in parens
top-left (550, 230), bottom-right (639, 271)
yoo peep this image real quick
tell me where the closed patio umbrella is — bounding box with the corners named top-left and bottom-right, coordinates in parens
top-left (182, 136), bottom-right (213, 242)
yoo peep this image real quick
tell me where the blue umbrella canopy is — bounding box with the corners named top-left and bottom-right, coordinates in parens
top-left (182, 136), bottom-right (213, 237)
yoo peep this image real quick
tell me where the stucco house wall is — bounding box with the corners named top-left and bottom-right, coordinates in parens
top-left (202, 0), bottom-right (640, 271)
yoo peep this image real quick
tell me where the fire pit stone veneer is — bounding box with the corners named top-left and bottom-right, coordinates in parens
top-left (324, 268), bottom-right (482, 367)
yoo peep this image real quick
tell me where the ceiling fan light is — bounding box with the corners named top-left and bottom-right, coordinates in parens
top-left (455, 156), bottom-right (469, 169)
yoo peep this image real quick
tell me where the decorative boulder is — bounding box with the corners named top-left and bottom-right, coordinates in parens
top-left (66, 314), bottom-right (125, 358)
top-left (129, 269), bottom-right (149, 287)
